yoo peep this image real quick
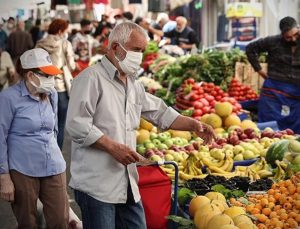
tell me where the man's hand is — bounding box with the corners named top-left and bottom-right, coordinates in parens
top-left (109, 143), bottom-right (140, 166)
top-left (194, 121), bottom-right (217, 145)
top-left (258, 70), bottom-right (268, 79)
top-left (0, 174), bottom-right (15, 202)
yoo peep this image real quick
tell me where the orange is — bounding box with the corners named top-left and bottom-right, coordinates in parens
top-left (260, 198), bottom-right (269, 207)
top-left (262, 207), bottom-right (271, 216)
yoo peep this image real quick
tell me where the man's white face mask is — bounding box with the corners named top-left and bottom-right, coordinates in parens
top-left (115, 43), bottom-right (143, 75)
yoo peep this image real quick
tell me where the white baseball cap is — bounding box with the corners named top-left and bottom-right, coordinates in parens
top-left (20, 48), bottom-right (63, 75)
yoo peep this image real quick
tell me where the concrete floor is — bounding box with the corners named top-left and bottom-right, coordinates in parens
top-left (0, 133), bottom-right (81, 228)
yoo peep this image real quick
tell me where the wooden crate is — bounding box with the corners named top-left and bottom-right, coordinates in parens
top-left (235, 62), bottom-right (267, 92)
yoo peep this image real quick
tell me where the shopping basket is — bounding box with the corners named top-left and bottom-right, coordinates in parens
top-left (138, 161), bottom-right (179, 229)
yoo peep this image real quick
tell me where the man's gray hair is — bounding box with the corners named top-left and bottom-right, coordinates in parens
top-left (108, 21), bottom-right (149, 48)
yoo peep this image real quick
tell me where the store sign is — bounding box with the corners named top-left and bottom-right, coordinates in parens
top-left (226, 2), bottom-right (263, 18)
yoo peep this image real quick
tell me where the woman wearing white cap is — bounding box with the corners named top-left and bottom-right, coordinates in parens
top-left (0, 48), bottom-right (69, 228)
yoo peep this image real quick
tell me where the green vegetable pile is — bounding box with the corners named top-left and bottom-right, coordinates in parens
top-left (211, 184), bottom-right (245, 199)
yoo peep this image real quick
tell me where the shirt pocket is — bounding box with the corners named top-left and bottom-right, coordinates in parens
top-left (127, 101), bottom-right (142, 130)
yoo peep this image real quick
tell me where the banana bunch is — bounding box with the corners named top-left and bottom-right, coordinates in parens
top-left (202, 153), bottom-right (234, 173)
top-left (182, 153), bottom-right (203, 176)
top-left (273, 160), bottom-right (288, 181)
top-left (249, 157), bottom-right (273, 178)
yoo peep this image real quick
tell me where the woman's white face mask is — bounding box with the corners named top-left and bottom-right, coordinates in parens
top-left (115, 43), bottom-right (143, 75)
top-left (29, 73), bottom-right (55, 93)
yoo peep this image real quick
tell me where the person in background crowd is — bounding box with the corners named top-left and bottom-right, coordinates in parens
top-left (30, 18), bottom-right (44, 46)
top-left (0, 48), bottom-right (15, 91)
top-left (93, 14), bottom-right (112, 38)
top-left (68, 28), bottom-right (78, 44)
top-left (246, 16), bottom-right (300, 134)
top-left (148, 16), bottom-right (199, 52)
top-left (36, 19), bottom-right (76, 150)
top-left (114, 13), bottom-right (125, 26)
top-left (156, 12), bottom-right (177, 33)
top-left (7, 20), bottom-right (34, 65)
top-left (66, 21), bottom-right (216, 228)
top-left (72, 19), bottom-right (100, 61)
top-left (72, 42), bottom-right (90, 77)
top-left (123, 11), bottom-right (134, 21)
top-left (0, 48), bottom-right (69, 228)
top-left (3, 17), bottom-right (15, 36)
top-left (0, 22), bottom-right (7, 51)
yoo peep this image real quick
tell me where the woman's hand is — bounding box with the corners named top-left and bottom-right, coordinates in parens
top-left (0, 174), bottom-right (15, 202)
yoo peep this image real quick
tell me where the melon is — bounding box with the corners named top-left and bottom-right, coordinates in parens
top-left (136, 129), bottom-right (150, 144)
top-left (205, 114), bottom-right (223, 128)
top-left (240, 120), bottom-right (257, 130)
top-left (215, 102), bottom-right (233, 117)
top-left (205, 192), bottom-right (226, 202)
top-left (211, 199), bottom-right (229, 212)
top-left (194, 204), bottom-right (222, 229)
top-left (224, 206), bottom-right (246, 219)
top-left (189, 195), bottom-right (210, 217)
top-left (200, 113), bottom-right (210, 123)
top-left (224, 115), bottom-right (241, 128)
top-left (206, 214), bottom-right (234, 229)
top-left (220, 225), bottom-right (239, 229)
top-left (169, 130), bottom-right (192, 141)
top-left (265, 140), bottom-right (289, 167)
top-left (233, 214), bottom-right (253, 226)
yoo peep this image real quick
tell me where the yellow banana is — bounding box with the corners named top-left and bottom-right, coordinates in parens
top-left (207, 165), bottom-right (230, 174)
top-left (257, 170), bottom-right (273, 178)
top-left (201, 157), bottom-right (225, 168)
top-left (179, 171), bottom-right (207, 181)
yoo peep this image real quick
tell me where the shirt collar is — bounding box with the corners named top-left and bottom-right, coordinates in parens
top-left (20, 80), bottom-right (30, 97)
top-left (101, 55), bottom-right (136, 83)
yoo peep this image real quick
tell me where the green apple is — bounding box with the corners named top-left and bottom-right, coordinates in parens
top-left (150, 132), bottom-right (158, 140)
top-left (158, 133), bottom-right (169, 142)
top-left (164, 139), bottom-right (173, 148)
top-left (158, 143), bottom-right (168, 150)
top-left (136, 145), bottom-right (146, 155)
top-left (242, 150), bottom-right (256, 160)
top-left (173, 153), bottom-right (184, 162)
top-left (264, 127), bottom-right (274, 132)
top-left (224, 144), bottom-right (234, 151)
top-left (163, 131), bottom-right (171, 138)
top-left (150, 154), bottom-right (162, 162)
top-left (289, 140), bottom-right (300, 153)
top-left (165, 153), bottom-right (174, 161)
top-left (143, 139), bottom-right (152, 145)
top-left (165, 149), bottom-right (175, 155)
top-left (210, 149), bottom-right (225, 160)
top-left (199, 145), bottom-right (209, 152)
top-left (233, 145), bottom-right (245, 155)
top-left (145, 142), bottom-right (156, 150)
top-left (152, 139), bottom-right (161, 147)
top-left (173, 137), bottom-right (184, 146)
top-left (292, 154), bottom-right (300, 165)
top-left (224, 149), bottom-right (234, 158)
top-left (234, 154), bottom-right (244, 161)
top-left (181, 138), bottom-right (189, 146)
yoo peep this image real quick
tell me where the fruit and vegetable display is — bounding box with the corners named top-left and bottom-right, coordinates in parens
top-left (137, 47), bottom-right (300, 229)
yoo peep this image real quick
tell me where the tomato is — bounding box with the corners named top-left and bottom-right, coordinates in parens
top-left (211, 91), bottom-right (217, 96)
top-left (216, 95), bottom-right (222, 101)
top-left (192, 84), bottom-right (200, 90)
top-left (207, 82), bottom-right (215, 88)
top-left (193, 109), bottom-right (203, 117)
top-left (187, 78), bottom-right (195, 84)
top-left (199, 98), bottom-right (209, 106)
top-left (193, 101), bottom-right (204, 109)
top-left (205, 95), bottom-right (214, 102)
top-left (202, 106), bottom-right (210, 114)
top-left (190, 94), bottom-right (200, 101)
top-left (198, 88), bottom-right (204, 94)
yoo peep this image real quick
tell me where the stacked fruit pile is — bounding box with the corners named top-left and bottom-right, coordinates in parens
top-left (175, 79), bottom-right (242, 119)
top-left (228, 78), bottom-right (259, 101)
top-left (230, 174), bottom-right (300, 229)
top-left (189, 192), bottom-right (257, 229)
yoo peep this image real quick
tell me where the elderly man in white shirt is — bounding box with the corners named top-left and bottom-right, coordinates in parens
top-left (66, 21), bottom-right (215, 228)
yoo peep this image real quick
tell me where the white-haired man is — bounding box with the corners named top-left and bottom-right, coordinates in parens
top-left (66, 21), bottom-right (215, 228)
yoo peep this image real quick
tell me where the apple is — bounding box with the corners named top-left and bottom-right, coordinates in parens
top-left (136, 145), bottom-right (146, 155)
top-left (244, 128), bottom-right (254, 136)
top-left (181, 138), bottom-right (189, 146)
top-left (242, 150), bottom-right (256, 160)
top-left (172, 137), bottom-right (184, 146)
top-left (164, 153), bottom-right (174, 161)
top-left (158, 143), bottom-right (168, 150)
top-left (145, 142), bottom-right (156, 150)
top-left (150, 132), bottom-right (158, 140)
top-left (285, 128), bottom-right (294, 135)
top-left (234, 154), bottom-right (244, 161)
top-left (145, 149), bottom-right (155, 158)
top-left (164, 139), bottom-right (173, 148)
top-left (224, 149), bottom-right (234, 158)
top-left (152, 139), bottom-right (161, 147)
top-left (184, 144), bottom-right (195, 152)
top-left (158, 133), bottom-right (169, 142)
top-left (150, 154), bottom-right (162, 162)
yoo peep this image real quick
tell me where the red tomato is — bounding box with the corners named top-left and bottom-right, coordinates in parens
top-left (216, 95), bottom-right (222, 101)
top-left (193, 101), bottom-right (204, 109)
top-left (199, 98), bottom-right (209, 106)
top-left (193, 109), bottom-right (203, 117)
top-left (187, 78), bottom-right (195, 84)
top-left (198, 88), bottom-right (204, 94)
top-left (205, 95), bottom-right (214, 102)
top-left (202, 106), bottom-right (210, 114)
